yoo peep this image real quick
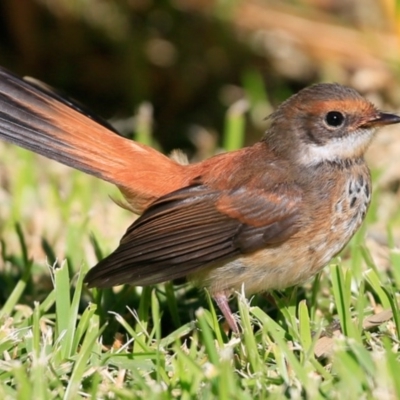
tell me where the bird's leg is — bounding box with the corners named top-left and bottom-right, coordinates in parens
top-left (213, 292), bottom-right (239, 333)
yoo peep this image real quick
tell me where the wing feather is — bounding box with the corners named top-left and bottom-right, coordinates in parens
top-left (84, 184), bottom-right (301, 288)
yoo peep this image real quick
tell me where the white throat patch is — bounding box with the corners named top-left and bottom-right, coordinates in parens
top-left (297, 128), bottom-right (375, 165)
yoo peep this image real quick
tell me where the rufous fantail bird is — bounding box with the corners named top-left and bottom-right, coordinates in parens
top-left (0, 67), bottom-right (399, 332)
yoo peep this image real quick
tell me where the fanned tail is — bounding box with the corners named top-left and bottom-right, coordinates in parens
top-left (0, 67), bottom-right (186, 212)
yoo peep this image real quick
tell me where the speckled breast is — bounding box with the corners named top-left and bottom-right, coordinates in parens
top-left (316, 171), bottom-right (372, 269)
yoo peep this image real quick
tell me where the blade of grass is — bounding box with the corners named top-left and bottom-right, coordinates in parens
top-left (387, 226), bottom-right (400, 288)
top-left (31, 356), bottom-right (49, 400)
top-left (204, 290), bottom-right (225, 345)
top-left (13, 363), bottom-right (32, 400)
top-left (363, 269), bottom-right (391, 309)
top-left (164, 282), bottom-right (181, 328)
top-left (61, 265), bottom-right (86, 359)
top-left (330, 265), bottom-right (358, 339)
top-left (196, 307), bottom-right (220, 366)
top-left (135, 102), bottom-right (154, 147)
top-left (381, 287), bottom-right (400, 340)
top-left (223, 99), bottom-right (248, 151)
top-left (383, 337), bottom-right (400, 399)
top-left (72, 303), bottom-right (99, 356)
top-left (54, 261), bottom-right (71, 338)
top-left (31, 302), bottom-right (41, 358)
top-left (238, 295), bottom-right (262, 373)
top-left (298, 300), bottom-right (312, 358)
top-left (64, 321), bottom-right (106, 400)
top-left (0, 260), bottom-right (33, 319)
top-left (151, 289), bottom-right (164, 384)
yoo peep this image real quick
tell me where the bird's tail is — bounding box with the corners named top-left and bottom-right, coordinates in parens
top-left (0, 68), bottom-right (186, 212)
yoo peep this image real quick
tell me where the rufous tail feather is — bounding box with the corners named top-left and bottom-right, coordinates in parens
top-left (0, 68), bottom-right (187, 213)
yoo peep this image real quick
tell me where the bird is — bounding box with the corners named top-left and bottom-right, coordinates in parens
top-left (0, 67), bottom-right (399, 333)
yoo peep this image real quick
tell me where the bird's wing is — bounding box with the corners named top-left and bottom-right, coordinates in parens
top-left (84, 183), bottom-right (302, 288)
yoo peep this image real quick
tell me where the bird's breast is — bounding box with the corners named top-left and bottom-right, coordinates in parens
top-left (194, 167), bottom-right (372, 296)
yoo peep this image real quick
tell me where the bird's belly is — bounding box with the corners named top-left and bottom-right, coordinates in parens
top-left (194, 174), bottom-right (371, 295)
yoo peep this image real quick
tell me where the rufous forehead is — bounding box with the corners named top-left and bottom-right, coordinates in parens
top-left (308, 98), bottom-right (377, 115)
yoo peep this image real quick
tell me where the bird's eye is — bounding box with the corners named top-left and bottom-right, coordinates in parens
top-left (325, 111), bottom-right (345, 127)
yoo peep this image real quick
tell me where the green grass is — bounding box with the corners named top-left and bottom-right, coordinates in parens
top-left (0, 100), bottom-right (400, 399)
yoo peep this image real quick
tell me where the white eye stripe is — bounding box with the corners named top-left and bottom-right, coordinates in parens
top-left (297, 128), bottom-right (375, 166)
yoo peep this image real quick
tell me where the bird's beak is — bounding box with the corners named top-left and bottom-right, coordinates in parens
top-left (362, 112), bottom-right (400, 128)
